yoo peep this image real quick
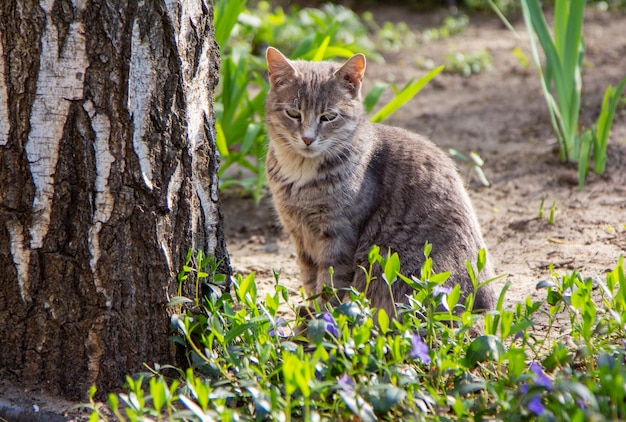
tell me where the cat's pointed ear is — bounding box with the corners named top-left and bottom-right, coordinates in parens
top-left (267, 47), bottom-right (296, 88)
top-left (335, 54), bottom-right (366, 96)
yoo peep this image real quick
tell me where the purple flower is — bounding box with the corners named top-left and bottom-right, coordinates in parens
top-left (519, 383), bottom-right (528, 395)
top-left (269, 317), bottom-right (287, 337)
top-left (529, 362), bottom-right (553, 391)
top-left (322, 313), bottom-right (338, 337)
top-left (527, 396), bottom-right (545, 415)
top-left (433, 285), bottom-right (452, 297)
top-left (338, 374), bottom-right (355, 392)
top-left (409, 334), bottom-right (431, 365)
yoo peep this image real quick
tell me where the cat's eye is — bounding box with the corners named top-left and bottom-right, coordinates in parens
top-left (285, 109), bottom-right (302, 120)
top-left (320, 112), bottom-right (338, 122)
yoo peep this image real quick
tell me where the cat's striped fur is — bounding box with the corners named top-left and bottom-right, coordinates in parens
top-left (265, 47), bottom-right (496, 318)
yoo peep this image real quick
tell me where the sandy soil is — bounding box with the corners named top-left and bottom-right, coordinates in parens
top-left (3, 6), bottom-right (625, 421)
top-left (223, 6), bottom-right (626, 322)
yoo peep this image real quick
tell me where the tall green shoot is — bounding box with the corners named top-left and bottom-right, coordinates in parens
top-left (521, 0), bottom-right (585, 164)
top-left (521, 0), bottom-right (626, 188)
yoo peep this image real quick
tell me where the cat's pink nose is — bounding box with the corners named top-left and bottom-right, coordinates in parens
top-left (302, 136), bottom-right (315, 146)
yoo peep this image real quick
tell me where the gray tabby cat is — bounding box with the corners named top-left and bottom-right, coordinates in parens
top-left (265, 47), bottom-right (496, 318)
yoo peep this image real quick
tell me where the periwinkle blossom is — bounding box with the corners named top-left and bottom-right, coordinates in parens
top-left (322, 312), bottom-right (338, 337)
top-left (529, 362), bottom-right (553, 391)
top-left (528, 396), bottom-right (545, 416)
top-left (269, 317), bottom-right (287, 337)
top-left (519, 363), bottom-right (552, 417)
top-left (409, 334), bottom-right (431, 365)
top-left (519, 383), bottom-right (528, 395)
top-left (563, 287), bottom-right (572, 298)
top-left (338, 374), bottom-right (355, 392)
top-left (433, 285), bottom-right (452, 297)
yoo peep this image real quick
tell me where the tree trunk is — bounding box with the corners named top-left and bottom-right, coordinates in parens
top-left (0, 0), bottom-right (228, 400)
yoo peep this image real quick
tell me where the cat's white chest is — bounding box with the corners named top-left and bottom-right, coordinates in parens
top-left (271, 145), bottom-right (321, 187)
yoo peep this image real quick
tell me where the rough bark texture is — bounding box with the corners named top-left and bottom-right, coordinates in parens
top-left (0, 0), bottom-right (228, 400)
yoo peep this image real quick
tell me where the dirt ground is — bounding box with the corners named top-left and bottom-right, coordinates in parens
top-left (3, 6), bottom-right (626, 421)
top-left (223, 6), bottom-right (626, 323)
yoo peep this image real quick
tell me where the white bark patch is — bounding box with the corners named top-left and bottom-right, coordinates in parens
top-left (84, 100), bottom-right (114, 306)
top-left (0, 41), bottom-right (9, 146)
top-left (190, 37), bottom-right (220, 253)
top-left (25, 7), bottom-right (88, 248)
top-left (167, 162), bottom-right (183, 211)
top-left (184, 39), bottom-right (218, 250)
top-left (164, 0), bottom-right (220, 253)
top-left (6, 218), bottom-right (31, 302)
top-left (128, 19), bottom-right (157, 190)
top-left (156, 215), bottom-right (172, 273)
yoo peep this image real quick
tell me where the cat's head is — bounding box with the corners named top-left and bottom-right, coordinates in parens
top-left (265, 47), bottom-right (366, 159)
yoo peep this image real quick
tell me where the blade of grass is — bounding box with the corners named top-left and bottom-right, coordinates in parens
top-left (312, 35), bottom-right (331, 62)
top-left (215, 120), bottom-right (229, 157)
top-left (370, 66), bottom-right (443, 123)
top-left (594, 77), bottom-right (626, 174)
top-left (521, 0), bottom-right (569, 161)
top-left (578, 130), bottom-right (592, 189)
top-left (214, 0), bottom-right (246, 49)
top-left (364, 82), bottom-right (389, 114)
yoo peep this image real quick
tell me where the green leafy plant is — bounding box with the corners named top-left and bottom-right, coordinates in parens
top-left (522, 0), bottom-right (585, 164)
top-left (521, 0), bottom-right (626, 188)
top-left (421, 14), bottom-right (470, 42)
top-left (87, 248), bottom-right (626, 421)
top-left (445, 49), bottom-right (492, 77)
top-left (580, 77), bottom-right (626, 180)
top-left (449, 148), bottom-right (491, 187)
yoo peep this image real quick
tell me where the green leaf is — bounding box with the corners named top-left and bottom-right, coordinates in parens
top-left (536, 279), bottom-right (556, 289)
top-left (430, 271), bottom-right (451, 284)
top-left (368, 245), bottom-right (381, 266)
top-left (214, 0), bottom-right (246, 49)
top-left (496, 281), bottom-right (511, 312)
top-left (235, 273), bottom-right (257, 305)
top-left (224, 316), bottom-right (268, 343)
top-left (423, 241), bottom-right (432, 258)
top-left (307, 319), bottom-right (327, 345)
top-left (370, 66), bottom-right (443, 123)
top-left (364, 82), bottom-right (389, 114)
top-left (149, 377), bottom-right (166, 413)
top-left (446, 284), bottom-right (462, 312)
top-left (454, 379), bottom-right (487, 396)
top-left (324, 46), bottom-right (356, 59)
top-left (463, 335), bottom-right (505, 367)
top-left (167, 296), bottom-right (193, 308)
top-left (594, 77), bottom-right (626, 174)
top-left (179, 394), bottom-right (209, 421)
top-left (312, 35), bottom-right (331, 62)
top-left (383, 252), bottom-right (401, 285)
top-left (336, 301), bottom-right (362, 318)
top-left (365, 385), bottom-right (407, 413)
top-left (448, 148), bottom-right (469, 162)
top-left (377, 308), bottom-right (389, 335)
top-left (240, 123), bottom-right (262, 155)
top-left (338, 390), bottom-right (377, 422)
top-left (578, 130), bottom-right (592, 189)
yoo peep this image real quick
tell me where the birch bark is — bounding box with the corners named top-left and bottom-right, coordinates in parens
top-left (0, 0), bottom-right (228, 399)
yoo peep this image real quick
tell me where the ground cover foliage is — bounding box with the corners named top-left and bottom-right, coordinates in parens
top-left (86, 247), bottom-right (626, 421)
